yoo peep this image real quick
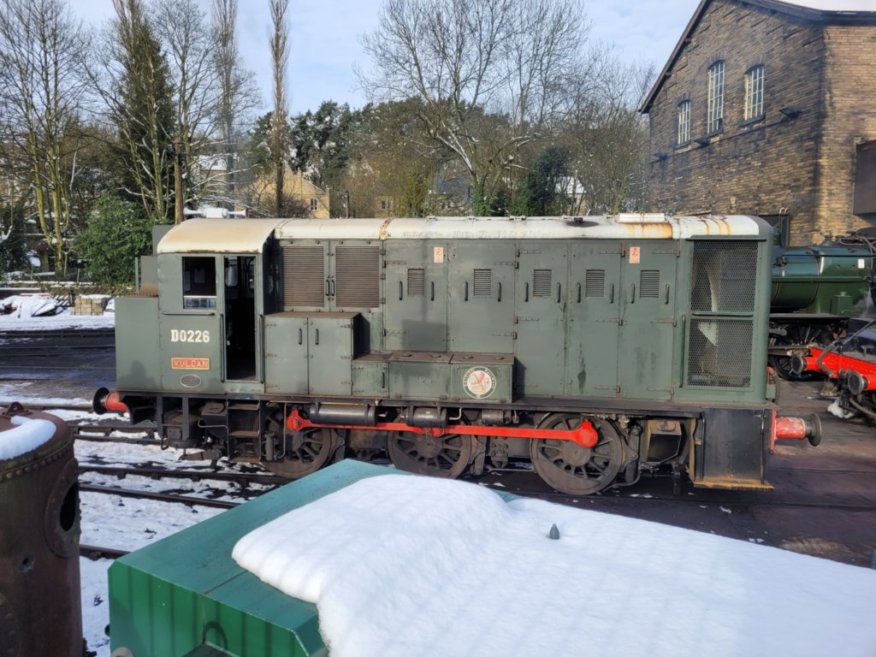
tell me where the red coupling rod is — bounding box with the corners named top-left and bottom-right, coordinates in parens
top-left (286, 408), bottom-right (599, 447)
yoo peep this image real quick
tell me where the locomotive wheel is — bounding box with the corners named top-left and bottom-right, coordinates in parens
top-left (769, 328), bottom-right (824, 381)
top-left (529, 414), bottom-right (622, 495)
top-left (768, 336), bottom-right (810, 381)
top-left (263, 426), bottom-right (338, 479)
top-left (387, 432), bottom-right (473, 479)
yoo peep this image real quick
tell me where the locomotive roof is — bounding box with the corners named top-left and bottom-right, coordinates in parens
top-left (157, 215), bottom-right (770, 253)
top-left (157, 218), bottom-right (285, 254)
top-left (273, 214), bottom-right (770, 241)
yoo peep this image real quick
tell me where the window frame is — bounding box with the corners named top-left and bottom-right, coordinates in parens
top-left (677, 99), bottom-right (691, 145)
top-left (744, 64), bottom-right (765, 121)
top-left (707, 61), bottom-right (725, 134)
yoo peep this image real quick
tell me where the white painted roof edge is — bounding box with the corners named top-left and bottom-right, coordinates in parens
top-left (157, 218), bottom-right (286, 254)
top-left (274, 215), bottom-right (769, 241)
top-left (158, 215), bottom-right (770, 254)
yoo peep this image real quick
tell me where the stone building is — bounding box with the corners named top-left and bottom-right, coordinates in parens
top-left (640, 0), bottom-right (876, 245)
top-left (248, 167), bottom-right (331, 219)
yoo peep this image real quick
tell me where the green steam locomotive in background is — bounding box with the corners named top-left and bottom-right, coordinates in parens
top-left (769, 231), bottom-right (876, 378)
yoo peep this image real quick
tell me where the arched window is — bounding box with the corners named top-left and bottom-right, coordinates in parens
top-left (677, 100), bottom-right (691, 144)
top-left (744, 65), bottom-right (765, 120)
top-left (707, 61), bottom-right (725, 134)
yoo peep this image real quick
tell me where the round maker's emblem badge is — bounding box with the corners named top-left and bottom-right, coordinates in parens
top-left (463, 366), bottom-right (496, 399)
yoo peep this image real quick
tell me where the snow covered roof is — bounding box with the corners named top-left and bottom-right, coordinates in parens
top-left (233, 474), bottom-right (876, 657)
top-left (640, 0), bottom-right (876, 113)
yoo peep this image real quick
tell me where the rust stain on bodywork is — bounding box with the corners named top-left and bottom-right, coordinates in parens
top-left (379, 218), bottom-right (395, 240)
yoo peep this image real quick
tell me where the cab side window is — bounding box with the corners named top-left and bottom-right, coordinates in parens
top-left (182, 257), bottom-right (217, 309)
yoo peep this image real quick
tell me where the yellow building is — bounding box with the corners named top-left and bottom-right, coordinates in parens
top-left (248, 166), bottom-right (330, 219)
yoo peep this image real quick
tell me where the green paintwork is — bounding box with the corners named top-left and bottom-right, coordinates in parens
top-left (515, 242), bottom-right (568, 395)
top-left (617, 241), bottom-right (678, 402)
top-left (264, 313), bottom-right (309, 394)
top-left (352, 354), bottom-right (388, 396)
top-left (115, 297), bottom-right (160, 390)
top-left (383, 241), bottom-right (449, 351)
top-left (565, 241), bottom-right (622, 398)
top-left (388, 351), bottom-right (452, 400)
top-left (264, 312), bottom-right (358, 395)
top-left (771, 242), bottom-right (874, 315)
top-left (448, 241), bottom-right (515, 353)
top-left (158, 312), bottom-right (225, 394)
top-left (108, 460), bottom-right (397, 657)
top-left (449, 353), bottom-right (513, 404)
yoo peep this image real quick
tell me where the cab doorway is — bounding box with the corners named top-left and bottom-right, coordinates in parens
top-left (224, 256), bottom-right (257, 380)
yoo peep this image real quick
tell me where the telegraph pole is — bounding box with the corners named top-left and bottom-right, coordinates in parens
top-left (174, 138), bottom-right (184, 224)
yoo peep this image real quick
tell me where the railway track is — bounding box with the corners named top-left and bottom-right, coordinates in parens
top-left (79, 482), bottom-right (241, 509)
top-left (0, 328), bottom-right (114, 340)
top-left (71, 422), bottom-right (157, 442)
top-left (79, 464), bottom-right (286, 487)
top-left (80, 544), bottom-right (129, 560)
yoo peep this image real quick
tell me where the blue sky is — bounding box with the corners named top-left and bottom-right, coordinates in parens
top-left (74, 0), bottom-right (700, 114)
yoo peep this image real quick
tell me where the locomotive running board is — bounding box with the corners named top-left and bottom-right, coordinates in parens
top-left (285, 409), bottom-right (599, 448)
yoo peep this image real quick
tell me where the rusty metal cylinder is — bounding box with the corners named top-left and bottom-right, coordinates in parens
top-left (0, 402), bottom-right (82, 657)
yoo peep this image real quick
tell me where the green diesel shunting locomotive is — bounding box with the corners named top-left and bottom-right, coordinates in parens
top-left (95, 214), bottom-right (820, 495)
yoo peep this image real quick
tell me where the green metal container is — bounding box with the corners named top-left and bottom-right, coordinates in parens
top-left (108, 461), bottom-right (398, 657)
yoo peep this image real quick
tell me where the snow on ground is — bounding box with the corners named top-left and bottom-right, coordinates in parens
top-left (234, 474), bottom-right (876, 657)
top-left (0, 292), bottom-right (114, 330)
top-left (80, 558), bottom-right (114, 655)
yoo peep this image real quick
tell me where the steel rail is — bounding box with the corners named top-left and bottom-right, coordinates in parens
top-left (79, 483), bottom-right (240, 509)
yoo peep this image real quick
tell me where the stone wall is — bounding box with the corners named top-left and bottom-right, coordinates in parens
top-left (644, 0), bottom-right (876, 245)
top-left (815, 24), bottom-right (876, 240)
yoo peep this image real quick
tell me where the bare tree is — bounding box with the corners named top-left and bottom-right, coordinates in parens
top-left (0, 0), bottom-right (89, 273)
top-left (154, 0), bottom-right (221, 216)
top-left (566, 62), bottom-right (653, 214)
top-left (212, 0), bottom-right (259, 200)
top-left (269, 0), bottom-right (289, 218)
top-left (360, 0), bottom-right (587, 214)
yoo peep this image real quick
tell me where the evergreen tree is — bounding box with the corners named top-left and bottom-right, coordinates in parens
top-left (106, 0), bottom-right (175, 221)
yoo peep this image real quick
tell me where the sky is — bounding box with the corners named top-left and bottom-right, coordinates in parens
top-left (72, 0), bottom-right (702, 115)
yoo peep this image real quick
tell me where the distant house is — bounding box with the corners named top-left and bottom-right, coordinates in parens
top-left (248, 167), bottom-right (331, 219)
top-left (640, 0), bottom-right (876, 245)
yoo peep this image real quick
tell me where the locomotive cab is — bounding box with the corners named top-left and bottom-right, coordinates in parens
top-left (113, 220), bottom-right (284, 448)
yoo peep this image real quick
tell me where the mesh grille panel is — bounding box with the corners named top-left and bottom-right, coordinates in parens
top-left (585, 269), bottom-right (605, 298)
top-left (407, 268), bottom-right (425, 296)
top-left (533, 269), bottom-right (552, 297)
top-left (473, 269), bottom-right (492, 296)
top-left (691, 241), bottom-right (758, 312)
top-left (687, 319), bottom-right (753, 387)
top-left (283, 245), bottom-right (324, 308)
top-left (335, 246), bottom-right (380, 308)
top-left (640, 270), bottom-right (660, 298)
